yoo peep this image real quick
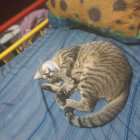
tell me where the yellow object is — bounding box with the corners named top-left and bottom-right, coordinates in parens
top-left (16, 49), bottom-right (20, 54)
top-left (39, 30), bottom-right (44, 36)
top-left (49, 0), bottom-right (140, 37)
top-left (3, 59), bottom-right (8, 64)
top-left (28, 39), bottom-right (33, 45)
top-left (0, 19), bottom-right (48, 62)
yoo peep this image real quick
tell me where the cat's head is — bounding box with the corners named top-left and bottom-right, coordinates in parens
top-left (34, 60), bottom-right (61, 83)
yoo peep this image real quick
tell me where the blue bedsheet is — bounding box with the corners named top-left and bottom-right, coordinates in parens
top-left (0, 29), bottom-right (140, 140)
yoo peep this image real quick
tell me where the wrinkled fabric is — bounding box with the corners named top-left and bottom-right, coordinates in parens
top-left (48, 0), bottom-right (140, 43)
top-left (0, 29), bottom-right (140, 140)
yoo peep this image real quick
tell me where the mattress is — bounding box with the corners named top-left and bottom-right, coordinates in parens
top-left (0, 29), bottom-right (140, 140)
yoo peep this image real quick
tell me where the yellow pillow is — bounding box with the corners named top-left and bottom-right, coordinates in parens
top-left (48, 0), bottom-right (140, 43)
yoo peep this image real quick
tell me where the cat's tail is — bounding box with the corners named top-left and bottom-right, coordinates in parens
top-left (65, 89), bottom-right (128, 128)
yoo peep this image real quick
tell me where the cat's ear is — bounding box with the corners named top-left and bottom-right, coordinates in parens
top-left (34, 71), bottom-right (42, 79)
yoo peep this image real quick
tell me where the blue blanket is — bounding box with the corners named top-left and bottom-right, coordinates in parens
top-left (0, 29), bottom-right (140, 140)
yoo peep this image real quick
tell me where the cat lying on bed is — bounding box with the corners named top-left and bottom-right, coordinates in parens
top-left (34, 40), bottom-right (131, 128)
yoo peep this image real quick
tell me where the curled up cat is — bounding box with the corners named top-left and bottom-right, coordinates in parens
top-left (34, 40), bottom-right (131, 128)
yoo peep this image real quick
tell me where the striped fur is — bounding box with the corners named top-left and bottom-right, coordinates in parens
top-left (35, 40), bottom-right (131, 128)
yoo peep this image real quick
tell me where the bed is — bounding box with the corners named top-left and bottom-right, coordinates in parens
top-left (0, 27), bottom-right (140, 140)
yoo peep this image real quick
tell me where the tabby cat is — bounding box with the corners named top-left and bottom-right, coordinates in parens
top-left (34, 40), bottom-right (131, 128)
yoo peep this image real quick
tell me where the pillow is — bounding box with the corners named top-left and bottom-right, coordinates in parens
top-left (48, 0), bottom-right (140, 44)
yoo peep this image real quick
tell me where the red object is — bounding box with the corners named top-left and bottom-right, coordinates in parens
top-left (0, 0), bottom-right (47, 33)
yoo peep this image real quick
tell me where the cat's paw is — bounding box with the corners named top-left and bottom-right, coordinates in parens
top-left (58, 84), bottom-right (75, 95)
top-left (57, 85), bottom-right (67, 95)
top-left (65, 107), bottom-right (74, 113)
top-left (66, 84), bottom-right (75, 92)
top-left (41, 83), bottom-right (52, 91)
top-left (56, 92), bottom-right (66, 106)
top-left (59, 104), bottom-right (66, 110)
top-left (65, 107), bottom-right (74, 122)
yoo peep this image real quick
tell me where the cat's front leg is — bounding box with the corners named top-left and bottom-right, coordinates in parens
top-left (41, 83), bottom-right (60, 93)
top-left (57, 82), bottom-right (76, 96)
top-left (60, 69), bottom-right (74, 84)
top-left (56, 83), bottom-right (77, 109)
top-left (56, 92), bottom-right (66, 107)
top-left (41, 82), bottom-right (75, 94)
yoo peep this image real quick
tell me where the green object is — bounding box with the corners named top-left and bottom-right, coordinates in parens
top-left (110, 30), bottom-right (128, 39)
top-left (136, 31), bottom-right (140, 39)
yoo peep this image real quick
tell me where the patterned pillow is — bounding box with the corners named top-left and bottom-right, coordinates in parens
top-left (48, 0), bottom-right (140, 43)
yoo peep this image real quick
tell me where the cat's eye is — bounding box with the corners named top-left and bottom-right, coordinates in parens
top-left (44, 73), bottom-right (50, 77)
